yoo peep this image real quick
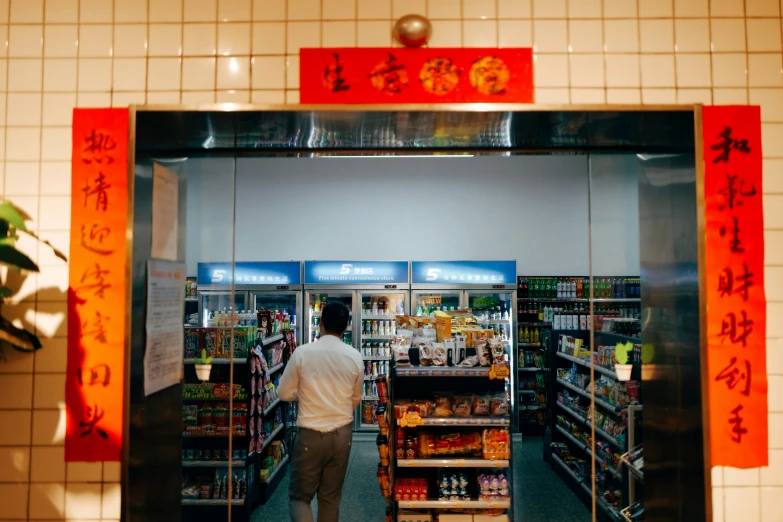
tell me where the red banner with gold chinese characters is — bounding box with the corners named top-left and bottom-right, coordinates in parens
top-left (703, 106), bottom-right (768, 468)
top-left (66, 108), bottom-right (129, 462)
top-left (300, 48), bottom-right (533, 104)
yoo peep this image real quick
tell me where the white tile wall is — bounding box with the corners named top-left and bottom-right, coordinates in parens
top-left (0, 1), bottom-right (778, 521)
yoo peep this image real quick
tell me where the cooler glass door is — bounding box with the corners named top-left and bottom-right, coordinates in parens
top-left (465, 290), bottom-right (517, 427)
top-left (304, 291), bottom-right (355, 346)
top-left (253, 291), bottom-right (301, 345)
top-left (199, 291), bottom-right (249, 327)
top-left (356, 291), bottom-right (408, 431)
top-left (411, 291), bottom-right (463, 317)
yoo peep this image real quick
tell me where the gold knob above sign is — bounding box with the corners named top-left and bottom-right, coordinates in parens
top-left (393, 14), bottom-right (432, 48)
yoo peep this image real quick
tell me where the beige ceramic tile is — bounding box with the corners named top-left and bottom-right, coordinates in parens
top-left (65, 483), bottom-right (102, 519)
top-left (674, 0), bottom-right (707, 17)
top-left (606, 88), bottom-right (641, 104)
top-left (29, 482), bottom-right (65, 519)
top-left (724, 486), bottom-right (760, 522)
top-left (30, 446), bottom-right (65, 482)
top-left (0, 447), bottom-right (29, 482)
top-left (0, 374), bottom-right (32, 408)
top-left (568, 0), bottom-right (601, 18)
top-left (0, 483), bottom-right (30, 519)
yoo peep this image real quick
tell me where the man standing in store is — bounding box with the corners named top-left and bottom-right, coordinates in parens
top-left (278, 301), bottom-right (363, 522)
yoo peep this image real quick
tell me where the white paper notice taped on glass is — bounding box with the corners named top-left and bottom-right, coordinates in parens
top-left (144, 260), bottom-right (186, 396)
top-left (151, 162), bottom-right (178, 261)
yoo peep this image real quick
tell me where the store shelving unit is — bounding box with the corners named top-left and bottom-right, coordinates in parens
top-left (551, 454), bottom-right (620, 520)
top-left (546, 328), bottom-right (643, 521)
top-left (180, 324), bottom-right (297, 520)
top-left (388, 361), bottom-right (514, 521)
top-left (181, 325), bottom-right (255, 521)
top-left (257, 330), bottom-right (297, 505)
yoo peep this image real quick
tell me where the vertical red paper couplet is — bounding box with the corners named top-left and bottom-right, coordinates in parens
top-left (703, 105), bottom-right (768, 468)
top-left (66, 108), bottom-right (129, 462)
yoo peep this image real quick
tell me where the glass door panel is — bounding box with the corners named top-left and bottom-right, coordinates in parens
top-left (466, 291), bottom-right (514, 346)
top-left (306, 291), bottom-right (354, 346)
top-left (200, 291), bottom-right (248, 327)
top-left (254, 292), bottom-right (300, 344)
top-left (357, 291), bottom-right (407, 430)
top-left (412, 291), bottom-right (462, 317)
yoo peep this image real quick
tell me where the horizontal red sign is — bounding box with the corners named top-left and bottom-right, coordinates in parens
top-left (300, 48), bottom-right (533, 104)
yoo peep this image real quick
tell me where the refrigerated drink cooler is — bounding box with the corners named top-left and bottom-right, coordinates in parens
top-left (195, 262), bottom-right (303, 346)
top-left (410, 261), bottom-right (519, 429)
top-left (304, 261), bottom-right (410, 432)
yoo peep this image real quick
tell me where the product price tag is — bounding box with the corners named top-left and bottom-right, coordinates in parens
top-left (400, 412), bottom-right (423, 427)
top-left (488, 364), bottom-right (510, 380)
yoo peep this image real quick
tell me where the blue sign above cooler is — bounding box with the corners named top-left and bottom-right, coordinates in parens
top-left (197, 262), bottom-right (302, 285)
top-left (411, 261), bottom-right (516, 285)
top-left (304, 261), bottom-right (409, 284)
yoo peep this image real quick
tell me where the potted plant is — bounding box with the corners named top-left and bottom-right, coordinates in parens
top-left (194, 348), bottom-right (213, 382)
top-left (0, 201), bottom-right (66, 352)
top-left (614, 341), bottom-right (634, 381)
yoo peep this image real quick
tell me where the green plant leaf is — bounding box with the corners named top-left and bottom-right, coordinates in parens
top-left (0, 204), bottom-right (27, 232)
top-left (0, 314), bottom-right (42, 352)
top-left (0, 287), bottom-right (12, 298)
top-left (0, 244), bottom-right (39, 272)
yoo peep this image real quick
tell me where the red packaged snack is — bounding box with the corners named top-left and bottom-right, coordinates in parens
top-left (394, 401), bottom-right (411, 420)
top-left (417, 431), bottom-right (482, 457)
top-left (472, 395), bottom-right (491, 416)
top-left (625, 380), bottom-right (640, 404)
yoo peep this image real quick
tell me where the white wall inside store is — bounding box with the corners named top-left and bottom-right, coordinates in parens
top-left (184, 156), bottom-right (641, 277)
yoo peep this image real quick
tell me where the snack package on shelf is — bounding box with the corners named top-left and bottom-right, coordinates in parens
top-left (482, 429), bottom-right (510, 460)
top-left (453, 394), bottom-right (473, 417)
top-left (472, 395), bottom-right (491, 416)
top-left (394, 478), bottom-right (429, 501)
top-left (435, 315), bottom-right (452, 342)
top-left (433, 393), bottom-right (454, 417)
top-left (477, 470), bottom-right (510, 502)
top-left (438, 471), bottom-right (470, 501)
top-left (476, 338), bottom-right (491, 366)
top-left (490, 394), bottom-right (508, 416)
top-left (488, 338), bottom-right (507, 368)
top-left (392, 330), bottom-right (413, 366)
top-left (418, 432), bottom-right (482, 458)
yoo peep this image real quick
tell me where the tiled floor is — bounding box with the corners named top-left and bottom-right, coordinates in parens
top-left (251, 436), bottom-right (591, 521)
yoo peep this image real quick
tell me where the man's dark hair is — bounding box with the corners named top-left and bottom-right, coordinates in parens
top-left (321, 301), bottom-right (350, 336)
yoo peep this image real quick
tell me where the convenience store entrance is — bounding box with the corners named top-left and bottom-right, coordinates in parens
top-left (126, 107), bottom-right (708, 522)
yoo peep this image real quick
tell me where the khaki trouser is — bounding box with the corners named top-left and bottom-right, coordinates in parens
top-left (288, 424), bottom-right (353, 522)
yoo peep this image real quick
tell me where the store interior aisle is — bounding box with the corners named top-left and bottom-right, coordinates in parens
top-left (254, 437), bottom-right (590, 522)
